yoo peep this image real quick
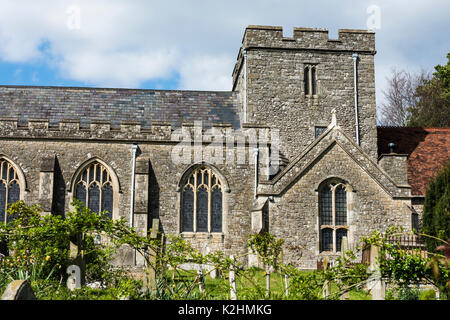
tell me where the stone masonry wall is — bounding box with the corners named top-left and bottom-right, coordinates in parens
top-left (0, 119), bottom-right (270, 265)
top-left (269, 142), bottom-right (411, 269)
top-left (232, 26), bottom-right (378, 161)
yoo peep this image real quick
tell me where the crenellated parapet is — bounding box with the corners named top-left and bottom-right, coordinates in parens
top-left (233, 25), bottom-right (375, 86)
top-left (0, 117), bottom-right (274, 145)
top-left (243, 25), bottom-right (375, 52)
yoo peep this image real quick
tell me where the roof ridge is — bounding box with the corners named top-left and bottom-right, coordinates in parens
top-left (0, 84), bottom-right (236, 94)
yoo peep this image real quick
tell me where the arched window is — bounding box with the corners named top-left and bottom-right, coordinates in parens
top-left (0, 159), bottom-right (21, 224)
top-left (319, 181), bottom-right (348, 253)
top-left (74, 161), bottom-right (114, 219)
top-left (181, 166), bottom-right (223, 233)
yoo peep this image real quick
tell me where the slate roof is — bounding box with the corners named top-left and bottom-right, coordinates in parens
top-left (0, 85), bottom-right (242, 129)
top-left (377, 127), bottom-right (450, 196)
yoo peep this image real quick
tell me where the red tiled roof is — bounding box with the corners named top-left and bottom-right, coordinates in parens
top-left (377, 127), bottom-right (450, 196)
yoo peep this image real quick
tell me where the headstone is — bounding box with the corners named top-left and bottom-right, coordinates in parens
top-left (1, 280), bottom-right (36, 300)
top-left (68, 233), bottom-right (86, 289)
top-left (67, 264), bottom-right (81, 291)
top-left (143, 218), bottom-right (159, 291)
top-left (322, 257), bottom-right (331, 298)
top-left (368, 245), bottom-right (385, 300)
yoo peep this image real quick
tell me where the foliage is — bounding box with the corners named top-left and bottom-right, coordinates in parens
top-left (1, 200), bottom-right (448, 300)
top-left (361, 226), bottom-right (449, 298)
top-left (422, 161), bottom-right (450, 252)
top-left (407, 53), bottom-right (450, 127)
top-left (247, 232), bottom-right (284, 269)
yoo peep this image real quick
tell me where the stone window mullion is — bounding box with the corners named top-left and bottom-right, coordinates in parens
top-left (193, 171), bottom-right (198, 232)
top-left (331, 186), bottom-right (336, 253)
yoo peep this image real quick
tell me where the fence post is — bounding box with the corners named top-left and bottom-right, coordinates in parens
top-left (322, 257), bottom-right (331, 298)
top-left (198, 269), bottom-right (205, 295)
top-left (284, 273), bottom-right (289, 297)
top-left (265, 266), bottom-right (271, 299)
top-left (229, 255), bottom-right (237, 300)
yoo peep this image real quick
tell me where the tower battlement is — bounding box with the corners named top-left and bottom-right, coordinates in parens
top-left (243, 25), bottom-right (375, 52)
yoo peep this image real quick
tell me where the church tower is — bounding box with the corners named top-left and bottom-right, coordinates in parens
top-left (232, 25), bottom-right (378, 161)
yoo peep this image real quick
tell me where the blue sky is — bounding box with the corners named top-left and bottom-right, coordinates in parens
top-left (0, 0), bottom-right (448, 107)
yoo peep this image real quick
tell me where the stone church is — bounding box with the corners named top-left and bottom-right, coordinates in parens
top-left (0, 25), bottom-right (448, 269)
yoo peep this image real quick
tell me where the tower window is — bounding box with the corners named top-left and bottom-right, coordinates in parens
top-left (304, 65), bottom-right (318, 96)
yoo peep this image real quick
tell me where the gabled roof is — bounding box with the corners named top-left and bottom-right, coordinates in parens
top-left (377, 127), bottom-right (450, 196)
top-left (0, 85), bottom-right (242, 129)
top-left (258, 123), bottom-right (410, 199)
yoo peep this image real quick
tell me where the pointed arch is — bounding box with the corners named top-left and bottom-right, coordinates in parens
top-left (178, 162), bottom-right (229, 233)
top-left (317, 177), bottom-right (351, 253)
top-left (0, 155), bottom-right (27, 223)
top-left (69, 157), bottom-right (120, 219)
top-left (177, 162), bottom-right (230, 193)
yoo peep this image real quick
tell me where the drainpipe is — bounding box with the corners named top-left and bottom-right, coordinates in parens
top-left (243, 48), bottom-right (248, 123)
top-left (130, 143), bottom-right (138, 228)
top-left (352, 53), bottom-right (360, 146)
top-left (253, 147), bottom-right (259, 200)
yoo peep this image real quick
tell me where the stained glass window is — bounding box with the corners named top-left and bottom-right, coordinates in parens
top-left (0, 159), bottom-right (21, 224)
top-left (319, 181), bottom-right (348, 253)
top-left (0, 183), bottom-right (6, 224)
top-left (335, 185), bottom-right (347, 225)
top-left (182, 186), bottom-right (194, 232)
top-left (74, 161), bottom-right (114, 218)
top-left (321, 228), bottom-right (333, 252)
top-left (196, 186), bottom-right (209, 232)
top-left (181, 166), bottom-right (223, 233)
top-left (211, 187), bottom-right (223, 232)
top-left (102, 184), bottom-right (114, 220)
top-left (319, 186), bottom-right (332, 225)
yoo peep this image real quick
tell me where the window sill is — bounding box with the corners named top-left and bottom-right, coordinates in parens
top-left (181, 232), bottom-right (225, 241)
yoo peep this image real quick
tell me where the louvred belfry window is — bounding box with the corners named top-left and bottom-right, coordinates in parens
top-left (319, 181), bottom-right (348, 253)
top-left (74, 162), bottom-right (114, 219)
top-left (0, 160), bottom-right (21, 224)
top-left (181, 166), bottom-right (223, 233)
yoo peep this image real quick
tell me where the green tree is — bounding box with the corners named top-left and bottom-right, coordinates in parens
top-left (422, 161), bottom-right (450, 252)
top-left (408, 53), bottom-right (450, 127)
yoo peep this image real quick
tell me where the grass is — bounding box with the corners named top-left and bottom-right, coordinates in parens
top-left (164, 268), bottom-right (372, 300)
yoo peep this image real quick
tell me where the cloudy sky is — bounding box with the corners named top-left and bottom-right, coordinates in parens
top-left (0, 0), bottom-right (448, 108)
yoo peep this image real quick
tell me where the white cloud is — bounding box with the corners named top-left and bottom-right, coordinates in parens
top-left (178, 54), bottom-right (234, 91)
top-left (0, 0), bottom-right (448, 102)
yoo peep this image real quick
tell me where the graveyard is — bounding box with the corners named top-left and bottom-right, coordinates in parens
top-left (0, 200), bottom-right (448, 300)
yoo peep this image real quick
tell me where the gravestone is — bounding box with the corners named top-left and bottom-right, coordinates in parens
top-left (322, 257), bottom-right (331, 298)
top-left (368, 245), bottom-right (385, 300)
top-left (143, 218), bottom-right (159, 291)
top-left (67, 264), bottom-right (82, 291)
top-left (67, 233), bottom-right (86, 290)
top-left (1, 280), bottom-right (36, 300)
